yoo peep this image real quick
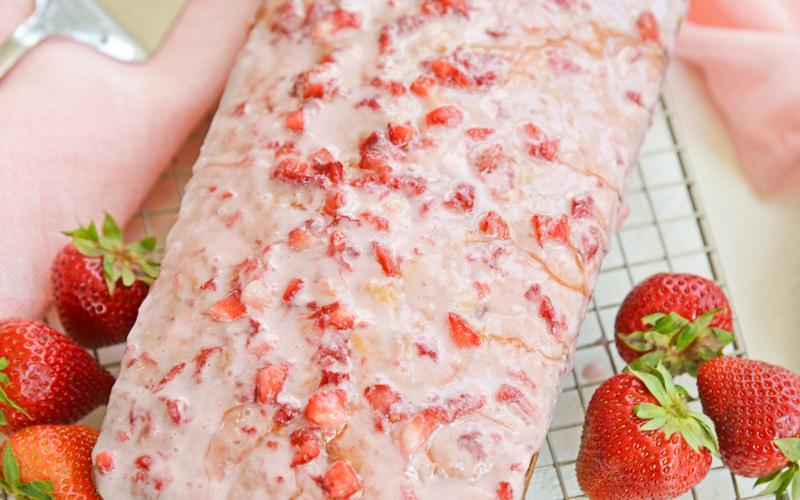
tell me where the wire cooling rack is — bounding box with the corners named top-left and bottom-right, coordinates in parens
top-left (12, 87), bottom-right (780, 500)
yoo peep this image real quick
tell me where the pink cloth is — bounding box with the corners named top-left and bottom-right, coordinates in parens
top-left (676, 0), bottom-right (800, 194)
top-left (0, 0), bottom-right (262, 321)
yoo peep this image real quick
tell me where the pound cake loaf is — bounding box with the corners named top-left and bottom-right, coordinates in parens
top-left (94, 1), bottom-right (686, 498)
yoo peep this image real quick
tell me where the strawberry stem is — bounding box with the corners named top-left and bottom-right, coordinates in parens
top-left (755, 437), bottom-right (800, 500)
top-left (63, 213), bottom-right (161, 295)
top-left (621, 309), bottom-right (733, 377)
top-left (1, 444), bottom-right (55, 500)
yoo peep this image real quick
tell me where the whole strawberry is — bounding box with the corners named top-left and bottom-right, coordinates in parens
top-left (615, 273), bottom-right (733, 376)
top-left (0, 319), bottom-right (116, 436)
top-left (1, 425), bottom-right (102, 500)
top-left (698, 356), bottom-right (800, 495)
top-left (52, 214), bottom-right (160, 348)
top-left (576, 364), bottom-right (717, 500)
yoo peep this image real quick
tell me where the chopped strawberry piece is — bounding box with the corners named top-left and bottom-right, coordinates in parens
top-left (359, 149), bottom-right (391, 173)
top-left (579, 225), bottom-right (602, 262)
top-left (525, 283), bottom-right (562, 336)
top-left (387, 81), bottom-right (407, 96)
top-left (447, 393), bottom-right (486, 420)
top-left (524, 123), bottom-right (542, 138)
top-left (359, 131), bottom-right (386, 152)
top-left (257, 363), bottom-right (289, 404)
top-left (163, 398), bottom-right (184, 424)
top-left (273, 158), bottom-right (316, 184)
top-left (316, 160), bottom-right (346, 185)
top-left (200, 277), bottom-right (216, 291)
top-left (410, 76), bottom-right (436, 96)
top-left (365, 384), bottom-right (400, 413)
top-left (373, 242), bottom-right (400, 277)
top-left (291, 440), bottom-right (321, 467)
top-left (496, 481), bottom-right (513, 500)
top-left (475, 144), bottom-right (507, 173)
top-left (422, 0), bottom-right (471, 17)
top-left (430, 59), bottom-right (473, 88)
top-left (473, 281), bottom-right (491, 299)
top-left (399, 175), bottom-right (428, 196)
top-left (400, 406), bottom-right (448, 455)
top-left (357, 98), bottom-right (381, 111)
top-left (309, 147), bottom-right (334, 165)
top-left (135, 455), bottom-right (152, 471)
top-left (496, 383), bottom-right (535, 416)
top-left (426, 106), bottom-right (464, 127)
top-left (323, 190), bottom-right (348, 216)
top-left (446, 182), bottom-right (476, 212)
top-left (285, 109), bottom-right (305, 132)
top-left (467, 128), bottom-right (495, 140)
top-left (156, 363), bottom-right (186, 389)
top-left (448, 312), bottom-right (482, 349)
top-left (207, 291), bottom-right (247, 321)
top-left (273, 140), bottom-right (300, 158)
top-left (538, 140), bottom-right (558, 161)
top-left (626, 91), bottom-right (642, 105)
top-left (458, 431), bottom-right (486, 460)
top-left (379, 25), bottom-right (396, 55)
top-left (306, 389), bottom-right (348, 429)
top-left (282, 278), bottom-right (305, 303)
top-left (96, 451), bottom-right (115, 474)
top-left (361, 211), bottom-right (390, 233)
top-left (194, 347), bottom-right (223, 376)
top-left (532, 214), bottom-right (570, 247)
top-left (327, 9), bottom-right (361, 33)
top-left (415, 342), bottom-right (438, 361)
top-left (291, 426), bottom-right (320, 446)
top-left (479, 211), bottom-right (508, 238)
top-left (314, 344), bottom-right (350, 365)
top-left (303, 82), bottom-right (327, 100)
top-left (323, 460), bottom-right (362, 498)
top-left (637, 11), bottom-right (659, 42)
top-left (571, 194), bottom-right (594, 219)
top-left (273, 403), bottom-right (299, 425)
top-left (320, 369), bottom-right (350, 387)
top-left (388, 123), bottom-right (414, 146)
top-left (328, 231), bottom-right (360, 271)
top-left (288, 225), bottom-right (316, 251)
top-left (311, 302), bottom-right (355, 331)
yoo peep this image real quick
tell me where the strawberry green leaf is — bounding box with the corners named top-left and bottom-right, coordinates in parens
top-left (0, 478), bottom-right (9, 490)
top-left (630, 369), bottom-right (670, 407)
top-left (103, 255), bottom-right (117, 295)
top-left (755, 469), bottom-right (780, 488)
top-left (102, 213), bottom-right (123, 245)
top-left (626, 351), bottom-right (667, 373)
top-left (138, 260), bottom-right (160, 280)
top-left (640, 313), bottom-right (667, 326)
top-left (0, 357), bottom-right (27, 424)
top-left (3, 444), bottom-right (20, 487)
top-left (130, 236), bottom-right (157, 254)
top-left (72, 237), bottom-right (103, 257)
top-left (777, 437), bottom-right (800, 463)
top-left (87, 221), bottom-right (100, 242)
top-left (633, 403), bottom-right (667, 420)
top-left (121, 265), bottom-right (136, 287)
top-left (758, 463), bottom-right (797, 498)
top-left (792, 470), bottom-right (800, 500)
top-left (676, 321), bottom-right (698, 350)
top-left (18, 482), bottom-right (55, 500)
top-left (640, 415), bottom-right (669, 433)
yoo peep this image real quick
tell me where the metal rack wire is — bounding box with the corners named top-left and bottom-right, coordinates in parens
top-left (4, 89), bottom-right (780, 499)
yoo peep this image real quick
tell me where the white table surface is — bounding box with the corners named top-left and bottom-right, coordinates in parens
top-left (667, 61), bottom-right (800, 373)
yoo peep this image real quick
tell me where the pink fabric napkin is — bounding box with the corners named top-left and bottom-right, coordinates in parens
top-left (676, 0), bottom-right (800, 194)
top-left (0, 0), bottom-right (262, 321)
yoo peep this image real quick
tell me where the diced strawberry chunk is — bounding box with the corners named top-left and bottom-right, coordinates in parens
top-left (626, 91), bottom-right (643, 105)
top-left (637, 11), bottom-right (659, 42)
top-left (194, 347), bottom-right (222, 376)
top-left (291, 440), bottom-right (321, 467)
top-left (525, 283), bottom-right (562, 336)
top-left (410, 76), bottom-right (436, 96)
top-left (306, 389), bottom-right (348, 429)
top-left (422, 0), bottom-right (471, 17)
top-left (415, 342), bottom-right (438, 361)
top-left (387, 81), bottom-right (407, 96)
top-left (360, 149), bottom-right (391, 173)
top-left (538, 140), bottom-right (558, 161)
top-left (379, 25), bottom-right (396, 55)
top-left (309, 147), bottom-right (335, 165)
top-left (327, 9), bottom-right (361, 33)
top-left (316, 160), bottom-right (345, 185)
top-left (312, 302), bottom-right (355, 331)
top-left (156, 363), bottom-right (185, 389)
top-left (288, 225), bottom-right (316, 251)
top-left (207, 291), bottom-right (247, 321)
top-left (328, 231), bottom-right (360, 271)
top-left (273, 403), bottom-right (299, 425)
top-left (357, 98), bottom-right (381, 111)
top-left (388, 123), bottom-right (414, 146)
top-left (323, 190), bottom-right (348, 216)
top-left (163, 398), bottom-right (184, 424)
top-left (473, 281), bottom-right (491, 299)
top-left (430, 59), bottom-right (473, 88)
top-left (303, 82), bottom-right (327, 100)
top-left (475, 144), bottom-right (507, 173)
top-left (365, 384), bottom-right (400, 413)
top-left (479, 211), bottom-right (508, 238)
top-left (135, 455), bottom-right (152, 471)
top-left (273, 158), bottom-right (316, 184)
top-left (361, 211), bottom-right (390, 233)
top-left (273, 140), bottom-right (300, 158)
top-left (323, 460), bottom-right (362, 498)
top-left (467, 128), bottom-right (495, 140)
top-left (448, 312), bottom-right (482, 349)
top-left (446, 182), bottom-right (476, 212)
top-left (496, 383), bottom-right (535, 416)
top-left (320, 369), bottom-right (350, 387)
top-left (282, 278), bottom-right (305, 303)
top-left (458, 431), bottom-right (486, 460)
top-left (359, 131), bottom-right (386, 152)
top-left (285, 109), bottom-right (305, 132)
top-left (257, 363), bottom-right (289, 404)
top-left (447, 393), bottom-right (485, 420)
top-left (571, 194), bottom-right (594, 219)
top-left (496, 481), bottom-right (513, 500)
top-left (373, 242), bottom-right (400, 277)
top-left (426, 106), bottom-right (464, 127)
top-left (532, 214), bottom-right (570, 247)
top-left (400, 406), bottom-right (448, 456)
top-left (96, 451), bottom-right (115, 474)
top-left (579, 225), bottom-right (602, 262)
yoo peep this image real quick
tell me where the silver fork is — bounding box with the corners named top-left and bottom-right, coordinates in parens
top-left (0, 0), bottom-right (147, 80)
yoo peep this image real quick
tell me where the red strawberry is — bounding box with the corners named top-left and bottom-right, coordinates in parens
top-left (306, 389), bottom-right (348, 429)
top-left (0, 319), bottom-right (116, 436)
top-left (615, 273), bottom-right (733, 376)
top-left (576, 364), bottom-right (717, 500)
top-left (698, 356), bottom-right (800, 497)
top-left (52, 214), bottom-right (160, 348)
top-left (322, 460), bottom-right (361, 498)
top-left (447, 312), bottom-right (482, 349)
top-left (1, 424), bottom-right (101, 499)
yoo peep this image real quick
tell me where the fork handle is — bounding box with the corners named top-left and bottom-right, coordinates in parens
top-left (0, 13), bottom-right (47, 81)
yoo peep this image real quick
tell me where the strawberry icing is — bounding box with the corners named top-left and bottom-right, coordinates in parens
top-left (94, 0), bottom-right (686, 498)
